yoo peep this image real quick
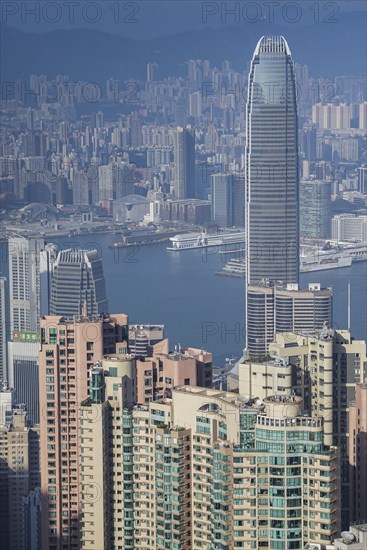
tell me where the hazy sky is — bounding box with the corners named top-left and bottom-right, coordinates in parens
top-left (2, 0), bottom-right (366, 39)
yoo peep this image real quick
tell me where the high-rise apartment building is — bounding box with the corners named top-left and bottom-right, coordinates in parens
top-left (300, 179), bottom-right (332, 239)
top-left (39, 313), bottom-right (128, 550)
top-left (0, 406), bottom-right (40, 550)
top-left (312, 102), bottom-right (361, 130)
top-left (80, 383), bottom-right (340, 549)
top-left (50, 249), bottom-right (109, 317)
top-left (245, 36), bottom-right (299, 286)
top-left (348, 383), bottom-right (367, 523)
top-left (173, 126), bottom-right (195, 199)
top-left (265, 328), bottom-right (366, 526)
top-left (136, 344), bottom-right (213, 403)
top-left (246, 281), bottom-right (333, 357)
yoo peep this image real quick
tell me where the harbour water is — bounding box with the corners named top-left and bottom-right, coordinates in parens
top-left (1, 233), bottom-right (366, 365)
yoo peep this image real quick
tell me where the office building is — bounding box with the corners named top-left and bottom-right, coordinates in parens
top-left (332, 214), bottom-right (367, 243)
top-left (246, 281), bottom-right (333, 357)
top-left (300, 125), bottom-right (317, 161)
top-left (147, 63), bottom-right (156, 82)
top-left (39, 243), bottom-right (58, 317)
top-left (210, 172), bottom-right (245, 227)
top-left (211, 173), bottom-right (234, 227)
top-left (98, 164), bottom-right (114, 201)
top-left (113, 194), bottom-right (151, 223)
top-left (50, 248), bottom-right (109, 317)
top-left (8, 237), bottom-right (45, 332)
top-left (0, 407), bottom-right (40, 550)
top-left (39, 313), bottom-right (129, 550)
top-left (300, 179), bottom-right (332, 239)
top-left (80, 384), bottom-right (339, 549)
top-left (245, 36), bottom-right (299, 286)
top-left (7, 335), bottom-right (40, 425)
top-left (159, 198), bottom-right (211, 224)
top-left (360, 102), bottom-right (367, 130)
top-left (173, 126), bottom-right (195, 199)
top-left (358, 164), bottom-right (367, 194)
top-left (233, 171), bottom-right (245, 227)
top-left (22, 488), bottom-right (42, 550)
top-left (0, 277), bottom-right (7, 381)
top-left (0, 383), bottom-right (16, 426)
top-left (348, 383), bottom-right (367, 523)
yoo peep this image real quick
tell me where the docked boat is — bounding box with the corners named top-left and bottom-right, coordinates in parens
top-left (300, 254), bottom-right (352, 272)
top-left (167, 231), bottom-right (245, 251)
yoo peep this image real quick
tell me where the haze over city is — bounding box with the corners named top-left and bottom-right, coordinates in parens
top-left (0, 2), bottom-right (366, 549)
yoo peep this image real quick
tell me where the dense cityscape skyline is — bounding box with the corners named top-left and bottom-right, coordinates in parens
top-left (0, 4), bottom-right (367, 549)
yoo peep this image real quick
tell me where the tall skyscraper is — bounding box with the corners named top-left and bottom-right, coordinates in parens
top-left (246, 281), bottom-right (333, 357)
top-left (233, 171), bottom-right (245, 227)
top-left (173, 126), bottom-right (195, 199)
top-left (300, 179), bottom-right (332, 239)
top-left (245, 36), bottom-right (299, 286)
top-left (0, 405), bottom-right (40, 550)
top-left (8, 237), bottom-right (45, 333)
top-left (0, 277), bottom-right (7, 381)
top-left (211, 173), bottom-right (234, 227)
top-left (8, 336), bottom-right (40, 425)
top-left (39, 243), bottom-right (58, 317)
top-left (211, 172), bottom-right (246, 228)
top-left (39, 313), bottom-right (129, 550)
top-left (358, 164), bottom-right (367, 194)
top-left (50, 248), bottom-right (109, 317)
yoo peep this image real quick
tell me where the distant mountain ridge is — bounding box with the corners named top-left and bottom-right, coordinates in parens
top-left (1, 11), bottom-right (365, 85)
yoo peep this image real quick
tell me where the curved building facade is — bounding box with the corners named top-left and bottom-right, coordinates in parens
top-left (50, 249), bottom-right (109, 317)
top-left (245, 36), bottom-right (299, 285)
top-left (246, 281), bottom-right (333, 358)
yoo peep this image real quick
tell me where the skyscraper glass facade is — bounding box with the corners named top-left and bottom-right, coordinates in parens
top-left (245, 36), bottom-right (299, 285)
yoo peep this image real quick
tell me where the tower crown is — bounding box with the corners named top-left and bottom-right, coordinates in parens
top-left (254, 35), bottom-right (291, 55)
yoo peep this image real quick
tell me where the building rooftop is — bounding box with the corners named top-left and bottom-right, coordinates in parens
top-left (255, 35), bottom-right (291, 56)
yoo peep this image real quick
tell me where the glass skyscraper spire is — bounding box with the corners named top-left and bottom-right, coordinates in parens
top-left (245, 36), bottom-right (299, 286)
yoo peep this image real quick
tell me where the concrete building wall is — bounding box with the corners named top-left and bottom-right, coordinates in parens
top-left (39, 313), bottom-right (128, 550)
top-left (348, 384), bottom-right (367, 522)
